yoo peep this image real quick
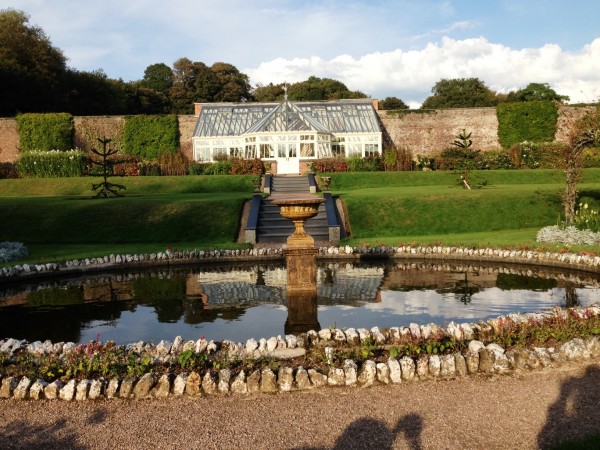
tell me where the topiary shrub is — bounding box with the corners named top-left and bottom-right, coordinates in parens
top-left (497, 101), bottom-right (558, 148)
top-left (16, 113), bottom-right (74, 152)
top-left (123, 115), bottom-right (179, 160)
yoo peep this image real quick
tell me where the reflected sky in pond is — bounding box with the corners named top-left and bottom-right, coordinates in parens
top-left (0, 260), bottom-right (598, 344)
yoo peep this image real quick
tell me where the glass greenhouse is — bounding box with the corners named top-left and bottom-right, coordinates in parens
top-left (192, 98), bottom-right (382, 174)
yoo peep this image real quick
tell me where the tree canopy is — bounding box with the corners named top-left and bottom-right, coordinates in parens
top-left (380, 96), bottom-right (409, 110)
top-left (506, 82), bottom-right (570, 103)
top-left (420, 78), bottom-right (499, 109)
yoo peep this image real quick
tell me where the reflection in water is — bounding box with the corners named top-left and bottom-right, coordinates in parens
top-left (0, 261), bottom-right (598, 344)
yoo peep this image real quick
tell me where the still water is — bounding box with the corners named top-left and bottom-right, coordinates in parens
top-left (0, 260), bottom-right (598, 344)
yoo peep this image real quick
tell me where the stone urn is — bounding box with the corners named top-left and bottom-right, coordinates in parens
top-left (272, 197), bottom-right (325, 248)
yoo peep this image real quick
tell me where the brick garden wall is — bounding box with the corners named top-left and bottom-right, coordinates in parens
top-left (0, 118), bottom-right (19, 162)
top-left (0, 107), bottom-right (594, 163)
top-left (377, 107), bottom-right (502, 156)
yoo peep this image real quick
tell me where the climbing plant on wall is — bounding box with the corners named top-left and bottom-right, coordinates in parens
top-left (123, 115), bottom-right (179, 160)
top-left (496, 101), bottom-right (558, 148)
top-left (16, 113), bottom-right (74, 151)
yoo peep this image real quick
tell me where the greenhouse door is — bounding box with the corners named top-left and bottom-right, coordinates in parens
top-left (276, 143), bottom-right (300, 174)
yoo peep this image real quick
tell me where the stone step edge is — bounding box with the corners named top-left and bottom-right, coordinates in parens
top-left (1, 335), bottom-right (598, 401)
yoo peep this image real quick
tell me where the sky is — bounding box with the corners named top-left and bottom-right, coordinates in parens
top-left (4, 0), bottom-right (600, 107)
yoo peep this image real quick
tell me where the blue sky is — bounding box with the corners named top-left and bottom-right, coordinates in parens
top-left (3, 0), bottom-right (600, 106)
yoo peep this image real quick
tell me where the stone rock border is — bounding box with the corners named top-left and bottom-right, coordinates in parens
top-left (1, 244), bottom-right (599, 281)
top-left (1, 305), bottom-right (599, 401)
top-left (1, 245), bottom-right (599, 401)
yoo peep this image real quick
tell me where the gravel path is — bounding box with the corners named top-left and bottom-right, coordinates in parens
top-left (1, 362), bottom-right (599, 450)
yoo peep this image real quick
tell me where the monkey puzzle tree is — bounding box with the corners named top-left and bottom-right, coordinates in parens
top-left (90, 137), bottom-right (126, 198)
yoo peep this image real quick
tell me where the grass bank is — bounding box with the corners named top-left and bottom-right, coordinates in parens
top-left (0, 175), bottom-right (255, 263)
top-left (328, 168), bottom-right (600, 253)
top-left (1, 169), bottom-right (600, 264)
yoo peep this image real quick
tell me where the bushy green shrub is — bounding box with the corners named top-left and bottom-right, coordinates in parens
top-left (311, 158), bottom-right (349, 173)
top-left (347, 155), bottom-right (384, 172)
top-left (202, 160), bottom-right (234, 175)
top-left (412, 154), bottom-right (435, 171)
top-left (138, 161), bottom-right (161, 176)
top-left (16, 150), bottom-right (86, 178)
top-left (497, 101), bottom-right (558, 148)
top-left (16, 113), bottom-right (74, 152)
top-left (188, 163), bottom-right (208, 175)
top-left (475, 151), bottom-right (515, 170)
top-left (123, 115), bottom-right (179, 160)
top-left (508, 142), bottom-right (563, 169)
top-left (581, 147), bottom-right (600, 168)
top-left (574, 202), bottom-right (600, 232)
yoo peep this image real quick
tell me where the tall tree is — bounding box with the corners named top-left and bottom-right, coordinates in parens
top-left (253, 83), bottom-right (285, 102)
top-left (287, 76), bottom-right (367, 101)
top-left (421, 78), bottom-right (498, 109)
top-left (0, 8), bottom-right (67, 115)
top-left (506, 82), bottom-right (570, 103)
top-left (169, 58), bottom-right (197, 113)
top-left (139, 63), bottom-right (173, 95)
top-left (210, 62), bottom-right (252, 102)
top-left (380, 96), bottom-right (409, 110)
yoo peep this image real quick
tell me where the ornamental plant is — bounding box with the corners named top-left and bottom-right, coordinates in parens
top-left (16, 150), bottom-right (85, 177)
top-left (574, 203), bottom-right (600, 232)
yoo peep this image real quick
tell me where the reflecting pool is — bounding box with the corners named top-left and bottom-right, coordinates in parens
top-left (0, 260), bottom-right (598, 344)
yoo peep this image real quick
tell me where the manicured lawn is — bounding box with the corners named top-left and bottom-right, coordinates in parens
top-left (1, 169), bottom-right (600, 264)
top-left (0, 175), bottom-right (255, 263)
top-left (328, 169), bottom-right (600, 253)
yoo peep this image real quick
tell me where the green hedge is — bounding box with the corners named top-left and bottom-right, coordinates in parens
top-left (16, 113), bottom-right (74, 152)
top-left (16, 150), bottom-right (86, 178)
top-left (497, 101), bottom-right (557, 148)
top-left (123, 115), bottom-right (179, 160)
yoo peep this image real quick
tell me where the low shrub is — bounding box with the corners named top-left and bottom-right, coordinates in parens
top-left (347, 155), bottom-right (384, 172)
top-left (16, 150), bottom-right (86, 178)
top-left (574, 203), bottom-right (600, 233)
top-left (0, 163), bottom-right (19, 179)
top-left (412, 154), bottom-right (435, 171)
top-left (159, 152), bottom-right (189, 176)
top-left (230, 158), bottom-right (265, 175)
top-left (138, 161), bottom-right (161, 176)
top-left (188, 163), bottom-right (209, 175)
top-left (0, 241), bottom-right (28, 263)
top-left (311, 158), bottom-right (348, 173)
top-left (203, 160), bottom-right (234, 175)
top-left (508, 141), bottom-right (563, 169)
top-left (536, 225), bottom-right (600, 245)
top-left (581, 147), bottom-right (600, 168)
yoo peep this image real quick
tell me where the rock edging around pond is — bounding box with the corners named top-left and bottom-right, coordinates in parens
top-left (1, 305), bottom-right (599, 401)
top-left (1, 244), bottom-right (600, 282)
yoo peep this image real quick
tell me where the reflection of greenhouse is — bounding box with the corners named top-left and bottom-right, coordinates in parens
top-left (192, 97), bottom-right (382, 174)
top-left (192, 265), bottom-right (385, 305)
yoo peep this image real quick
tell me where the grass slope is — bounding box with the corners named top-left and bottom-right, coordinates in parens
top-left (1, 169), bottom-right (599, 263)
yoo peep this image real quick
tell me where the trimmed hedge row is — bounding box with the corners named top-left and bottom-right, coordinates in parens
top-left (497, 101), bottom-right (558, 148)
top-left (16, 113), bottom-right (74, 152)
top-left (123, 115), bottom-right (179, 160)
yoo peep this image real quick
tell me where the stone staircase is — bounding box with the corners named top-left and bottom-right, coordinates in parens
top-left (256, 175), bottom-right (329, 243)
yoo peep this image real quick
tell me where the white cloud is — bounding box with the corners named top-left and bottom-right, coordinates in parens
top-left (245, 37), bottom-right (600, 107)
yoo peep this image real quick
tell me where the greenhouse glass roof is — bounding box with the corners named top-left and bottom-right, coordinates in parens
top-left (193, 99), bottom-right (380, 137)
